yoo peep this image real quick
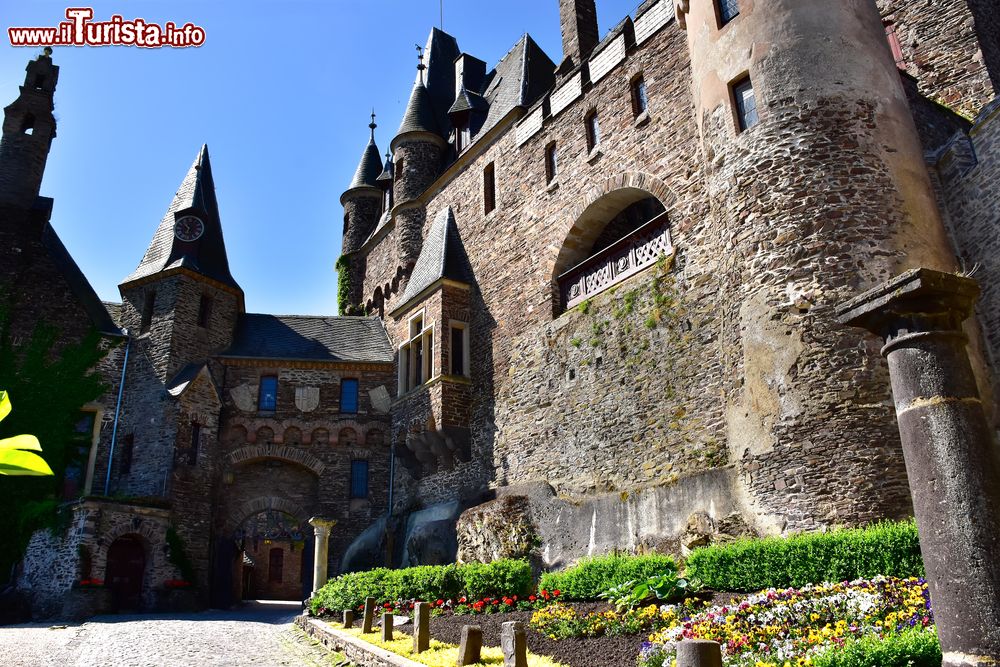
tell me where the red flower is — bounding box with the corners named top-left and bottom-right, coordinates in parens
top-left (459, 596), bottom-right (467, 603)
top-left (528, 595), bottom-right (536, 602)
top-left (384, 603), bottom-right (392, 609)
top-left (552, 589), bottom-right (561, 597)
top-left (436, 599), bottom-right (444, 606)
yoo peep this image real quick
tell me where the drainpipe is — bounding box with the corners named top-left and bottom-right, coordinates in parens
top-left (104, 329), bottom-right (130, 495)
top-left (387, 442), bottom-right (396, 515)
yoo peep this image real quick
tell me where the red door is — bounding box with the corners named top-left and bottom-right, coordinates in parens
top-left (107, 536), bottom-right (145, 611)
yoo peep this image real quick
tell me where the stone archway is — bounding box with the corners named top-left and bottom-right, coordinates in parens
top-left (224, 499), bottom-right (312, 603)
top-left (551, 172), bottom-right (676, 315)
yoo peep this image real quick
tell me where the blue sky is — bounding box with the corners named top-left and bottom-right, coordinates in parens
top-left (1, 0), bottom-right (642, 315)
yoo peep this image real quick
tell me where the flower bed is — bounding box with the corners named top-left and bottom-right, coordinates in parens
top-left (636, 576), bottom-right (934, 666)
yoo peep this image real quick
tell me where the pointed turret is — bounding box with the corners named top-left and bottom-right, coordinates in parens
top-left (393, 206), bottom-right (473, 313)
top-left (393, 50), bottom-right (448, 273)
top-left (121, 145), bottom-right (241, 293)
top-left (347, 114), bottom-right (383, 192)
top-left (341, 113), bottom-right (385, 258)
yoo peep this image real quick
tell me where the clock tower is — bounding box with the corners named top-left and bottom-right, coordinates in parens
top-left (118, 144), bottom-right (244, 384)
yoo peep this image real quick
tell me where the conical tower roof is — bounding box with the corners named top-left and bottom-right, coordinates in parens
top-left (121, 145), bottom-right (241, 292)
top-left (376, 150), bottom-right (394, 186)
top-left (395, 80), bottom-right (440, 138)
top-left (347, 114), bottom-right (384, 191)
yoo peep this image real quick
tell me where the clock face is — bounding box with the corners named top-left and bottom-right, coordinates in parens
top-left (174, 215), bottom-right (204, 242)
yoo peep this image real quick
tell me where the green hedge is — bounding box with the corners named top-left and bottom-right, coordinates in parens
top-left (686, 520), bottom-right (923, 592)
top-left (310, 559), bottom-right (532, 614)
top-left (812, 628), bottom-right (940, 667)
top-left (538, 553), bottom-right (677, 601)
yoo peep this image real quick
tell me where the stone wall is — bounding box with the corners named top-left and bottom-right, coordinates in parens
top-left (880, 0), bottom-right (998, 118)
top-left (934, 98), bottom-right (1000, 386)
top-left (218, 361), bottom-right (395, 575)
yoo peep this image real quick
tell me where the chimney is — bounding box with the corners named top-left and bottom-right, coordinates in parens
top-left (558, 0), bottom-right (599, 70)
top-left (454, 53), bottom-right (487, 97)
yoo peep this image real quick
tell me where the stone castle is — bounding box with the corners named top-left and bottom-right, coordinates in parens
top-left (2, 0), bottom-right (998, 616)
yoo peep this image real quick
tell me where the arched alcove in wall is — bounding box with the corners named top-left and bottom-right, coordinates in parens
top-left (551, 173), bottom-right (676, 316)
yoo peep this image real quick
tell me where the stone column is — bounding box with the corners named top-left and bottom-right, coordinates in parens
top-left (308, 517), bottom-right (337, 595)
top-left (676, 640), bottom-right (722, 667)
top-left (838, 268), bottom-right (1000, 666)
top-left (500, 621), bottom-right (528, 667)
top-left (413, 601), bottom-right (430, 653)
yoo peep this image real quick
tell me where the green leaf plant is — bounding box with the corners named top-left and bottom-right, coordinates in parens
top-left (0, 391), bottom-right (53, 476)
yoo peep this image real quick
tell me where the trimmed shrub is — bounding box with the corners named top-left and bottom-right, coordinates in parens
top-left (812, 628), bottom-right (941, 667)
top-left (461, 559), bottom-right (532, 599)
top-left (686, 520), bottom-right (923, 592)
top-left (538, 553), bottom-right (677, 601)
top-left (309, 559), bottom-right (531, 614)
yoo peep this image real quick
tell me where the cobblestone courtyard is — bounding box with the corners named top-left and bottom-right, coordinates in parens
top-left (0, 601), bottom-right (342, 667)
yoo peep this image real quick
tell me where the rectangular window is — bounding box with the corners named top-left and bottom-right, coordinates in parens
top-left (350, 460), bottom-right (369, 499)
top-left (483, 162), bottom-right (496, 214)
top-left (718, 0), bottom-right (740, 25)
top-left (399, 313), bottom-right (434, 394)
top-left (732, 76), bottom-right (759, 132)
top-left (140, 291), bottom-right (155, 333)
top-left (631, 76), bottom-right (648, 116)
top-left (120, 433), bottom-right (134, 474)
top-left (340, 378), bottom-right (359, 414)
top-left (450, 322), bottom-right (469, 377)
top-left (268, 548), bottom-right (283, 583)
top-left (258, 375), bottom-right (278, 411)
top-left (189, 423), bottom-right (200, 466)
top-left (585, 111), bottom-right (601, 151)
top-left (545, 142), bottom-right (558, 184)
top-left (197, 294), bottom-right (212, 328)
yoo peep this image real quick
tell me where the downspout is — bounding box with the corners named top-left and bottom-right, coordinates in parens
top-left (387, 442), bottom-right (396, 515)
top-left (104, 329), bottom-right (130, 495)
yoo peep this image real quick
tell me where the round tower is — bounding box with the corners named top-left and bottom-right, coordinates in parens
top-left (390, 56), bottom-right (446, 270)
top-left (341, 113), bottom-right (384, 255)
top-left (675, 0), bottom-right (960, 532)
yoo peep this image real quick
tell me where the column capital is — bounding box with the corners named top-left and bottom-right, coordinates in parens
top-left (309, 516), bottom-right (337, 534)
top-left (836, 268), bottom-right (979, 352)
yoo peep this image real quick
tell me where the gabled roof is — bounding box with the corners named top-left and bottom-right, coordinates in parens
top-left (221, 314), bottom-right (393, 363)
top-left (166, 362), bottom-right (218, 400)
top-left (396, 207), bottom-right (473, 310)
top-left (476, 34), bottom-right (555, 139)
top-left (121, 145), bottom-right (241, 292)
top-left (347, 133), bottom-right (383, 191)
top-left (40, 221), bottom-right (121, 336)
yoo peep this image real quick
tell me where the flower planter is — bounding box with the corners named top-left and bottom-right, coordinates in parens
top-left (62, 586), bottom-right (113, 621)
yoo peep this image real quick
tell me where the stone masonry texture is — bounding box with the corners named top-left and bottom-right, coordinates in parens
top-left (4, 0), bottom-right (1000, 617)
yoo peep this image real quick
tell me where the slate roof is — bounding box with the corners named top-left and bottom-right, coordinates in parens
top-left (475, 34), bottom-right (555, 139)
top-left (448, 86), bottom-right (489, 115)
top-left (396, 80), bottom-right (440, 137)
top-left (166, 362), bottom-right (211, 397)
top-left (121, 145), bottom-right (241, 292)
top-left (376, 152), bottom-right (394, 185)
top-left (420, 28), bottom-right (462, 137)
top-left (221, 314), bottom-right (393, 363)
top-left (39, 221), bottom-right (121, 336)
top-left (347, 133), bottom-right (383, 191)
top-left (397, 207), bottom-right (474, 309)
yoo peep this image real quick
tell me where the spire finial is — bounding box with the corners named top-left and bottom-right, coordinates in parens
top-left (416, 44), bottom-right (426, 84)
top-left (369, 109), bottom-right (377, 139)
top-left (385, 149), bottom-right (392, 162)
